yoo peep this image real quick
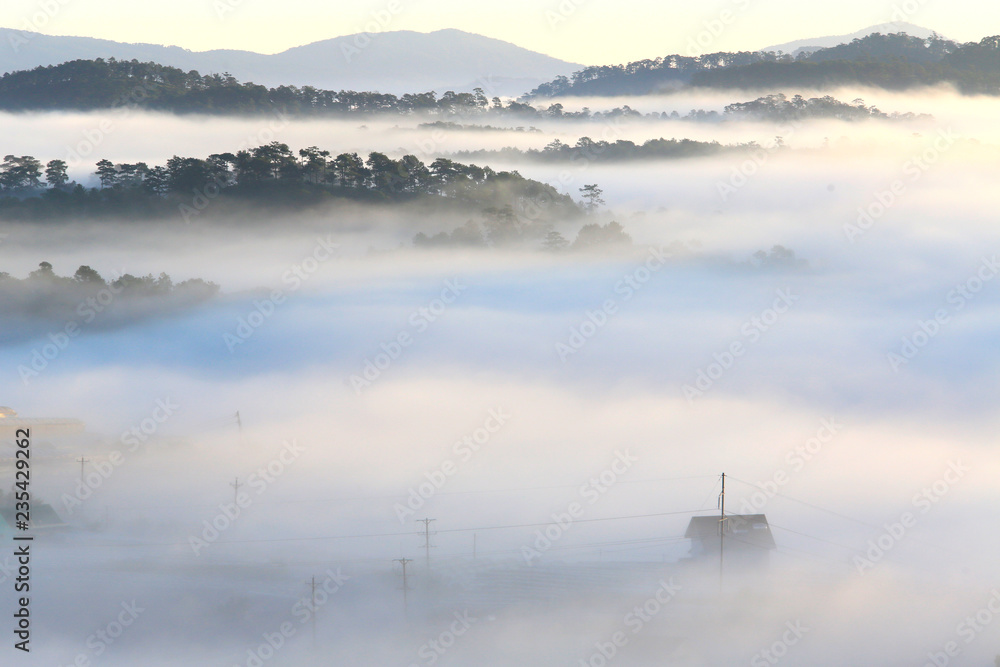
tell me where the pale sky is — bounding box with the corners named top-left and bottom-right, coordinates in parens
top-left (2, 0), bottom-right (998, 65)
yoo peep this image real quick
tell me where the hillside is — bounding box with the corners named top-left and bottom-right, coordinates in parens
top-left (525, 32), bottom-right (1000, 97)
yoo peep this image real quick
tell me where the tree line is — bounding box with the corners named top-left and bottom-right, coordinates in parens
top-left (0, 262), bottom-right (220, 349)
top-left (1, 262), bottom-right (219, 298)
top-left (0, 143), bottom-right (579, 221)
top-left (721, 93), bottom-right (930, 122)
top-left (0, 57), bottom-right (933, 121)
top-left (453, 136), bottom-right (744, 164)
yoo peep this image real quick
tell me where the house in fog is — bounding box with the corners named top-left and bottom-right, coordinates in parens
top-left (684, 514), bottom-right (776, 567)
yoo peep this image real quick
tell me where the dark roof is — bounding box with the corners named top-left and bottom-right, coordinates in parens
top-left (685, 514), bottom-right (776, 550)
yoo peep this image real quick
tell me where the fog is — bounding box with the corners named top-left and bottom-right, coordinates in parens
top-left (2, 87), bottom-right (1000, 666)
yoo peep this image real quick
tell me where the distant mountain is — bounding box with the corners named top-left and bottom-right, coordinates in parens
top-left (0, 28), bottom-right (580, 96)
top-left (761, 22), bottom-right (943, 57)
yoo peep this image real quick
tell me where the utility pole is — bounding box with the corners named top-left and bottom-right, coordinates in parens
top-left (393, 558), bottom-right (412, 612)
top-left (235, 411), bottom-right (243, 435)
top-left (230, 477), bottom-right (243, 506)
top-left (306, 576), bottom-right (317, 646)
top-left (77, 457), bottom-right (89, 482)
top-left (719, 472), bottom-right (726, 593)
top-left (417, 518), bottom-right (436, 570)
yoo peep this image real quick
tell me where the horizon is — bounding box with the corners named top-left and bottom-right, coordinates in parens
top-left (2, 0), bottom-right (998, 65)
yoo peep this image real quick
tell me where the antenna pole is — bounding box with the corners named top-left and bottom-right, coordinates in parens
top-left (417, 518), bottom-right (436, 570)
top-left (393, 558), bottom-right (412, 612)
top-left (77, 457), bottom-right (90, 482)
top-left (719, 472), bottom-right (726, 592)
top-left (307, 576), bottom-right (317, 646)
top-left (230, 477), bottom-right (243, 507)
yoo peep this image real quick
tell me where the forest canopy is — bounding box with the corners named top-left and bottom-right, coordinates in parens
top-left (0, 144), bottom-right (579, 222)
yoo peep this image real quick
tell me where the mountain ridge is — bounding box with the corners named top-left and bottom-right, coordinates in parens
top-left (761, 22), bottom-right (943, 56)
top-left (0, 28), bottom-right (581, 96)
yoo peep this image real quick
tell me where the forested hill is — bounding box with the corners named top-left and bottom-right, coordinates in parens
top-left (0, 58), bottom-right (529, 115)
top-left (0, 57), bottom-right (931, 119)
top-left (0, 143), bottom-right (579, 222)
top-left (526, 33), bottom-right (1000, 97)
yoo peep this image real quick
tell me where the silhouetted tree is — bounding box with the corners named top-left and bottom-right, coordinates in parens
top-left (572, 221), bottom-right (632, 250)
top-left (73, 265), bottom-right (105, 285)
top-left (579, 184), bottom-right (605, 213)
top-left (44, 159), bottom-right (69, 188)
top-left (542, 230), bottom-right (569, 252)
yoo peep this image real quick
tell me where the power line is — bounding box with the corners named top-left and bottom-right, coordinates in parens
top-left (724, 475), bottom-right (973, 558)
top-left (247, 474), bottom-right (719, 506)
top-left (73, 476), bottom-right (719, 512)
top-left (766, 521), bottom-right (869, 555)
top-left (58, 507), bottom-right (717, 549)
top-left (725, 475), bottom-right (878, 529)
